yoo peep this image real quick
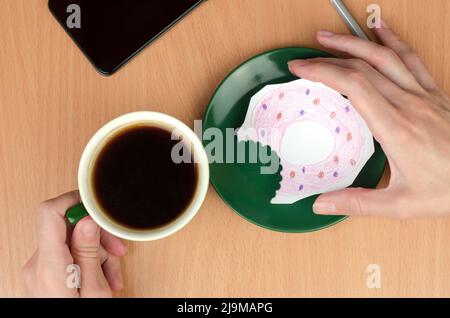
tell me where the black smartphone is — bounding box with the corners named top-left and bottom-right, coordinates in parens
top-left (48, 0), bottom-right (204, 75)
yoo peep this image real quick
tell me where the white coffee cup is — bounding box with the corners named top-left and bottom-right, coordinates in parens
top-left (67, 111), bottom-right (209, 241)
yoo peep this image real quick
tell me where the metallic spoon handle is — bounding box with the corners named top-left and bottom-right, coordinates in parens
top-left (330, 0), bottom-right (369, 40)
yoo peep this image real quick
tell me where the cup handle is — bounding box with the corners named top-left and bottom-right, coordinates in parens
top-left (66, 203), bottom-right (90, 226)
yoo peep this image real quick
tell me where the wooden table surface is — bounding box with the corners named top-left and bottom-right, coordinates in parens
top-left (1, 0), bottom-right (450, 297)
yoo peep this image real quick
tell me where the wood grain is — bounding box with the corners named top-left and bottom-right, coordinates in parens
top-left (1, 0), bottom-right (449, 297)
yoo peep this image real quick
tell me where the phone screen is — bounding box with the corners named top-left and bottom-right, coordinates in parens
top-left (48, 0), bottom-right (204, 75)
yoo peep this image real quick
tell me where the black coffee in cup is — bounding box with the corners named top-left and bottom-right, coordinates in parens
top-left (92, 125), bottom-right (198, 230)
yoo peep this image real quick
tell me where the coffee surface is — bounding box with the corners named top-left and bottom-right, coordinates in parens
top-left (93, 125), bottom-right (197, 230)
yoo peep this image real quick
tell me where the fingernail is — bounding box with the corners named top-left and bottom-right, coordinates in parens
top-left (82, 218), bottom-right (99, 238)
top-left (313, 201), bottom-right (337, 214)
top-left (317, 30), bottom-right (335, 37)
top-left (288, 59), bottom-right (309, 68)
top-left (288, 60), bottom-right (307, 75)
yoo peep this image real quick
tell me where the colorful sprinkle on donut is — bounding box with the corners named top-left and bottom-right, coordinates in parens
top-left (346, 132), bottom-right (353, 141)
top-left (299, 110), bottom-right (305, 116)
top-left (313, 98), bottom-right (321, 105)
top-left (290, 171), bottom-right (296, 178)
top-left (333, 171), bottom-right (339, 178)
top-left (333, 155), bottom-right (340, 164)
top-left (277, 113), bottom-right (282, 120)
top-left (302, 167), bottom-right (306, 174)
top-left (350, 159), bottom-right (356, 166)
top-left (335, 127), bottom-right (341, 134)
top-left (330, 112), bottom-right (336, 119)
top-left (279, 92), bottom-right (285, 100)
top-left (299, 184), bottom-right (304, 191)
top-left (305, 89), bottom-right (310, 95)
top-left (318, 171), bottom-right (325, 179)
top-left (262, 103), bottom-right (268, 110)
top-left (345, 106), bottom-right (351, 112)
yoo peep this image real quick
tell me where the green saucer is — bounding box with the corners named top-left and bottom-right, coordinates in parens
top-left (203, 47), bottom-right (386, 233)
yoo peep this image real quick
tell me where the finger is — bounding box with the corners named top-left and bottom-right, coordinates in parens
top-left (102, 255), bottom-right (124, 291)
top-left (99, 245), bottom-right (109, 263)
top-left (316, 30), bottom-right (425, 94)
top-left (37, 190), bottom-right (81, 251)
top-left (99, 245), bottom-right (124, 291)
top-left (71, 217), bottom-right (112, 298)
top-left (374, 20), bottom-right (437, 91)
top-left (313, 188), bottom-right (403, 217)
top-left (306, 57), bottom-right (408, 107)
top-left (101, 230), bottom-right (128, 257)
top-left (288, 59), bottom-right (398, 146)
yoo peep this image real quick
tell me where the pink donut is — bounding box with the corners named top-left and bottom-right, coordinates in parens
top-left (238, 79), bottom-right (374, 204)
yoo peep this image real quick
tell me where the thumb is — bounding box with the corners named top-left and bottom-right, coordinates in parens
top-left (313, 188), bottom-right (399, 217)
top-left (71, 217), bottom-right (111, 298)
